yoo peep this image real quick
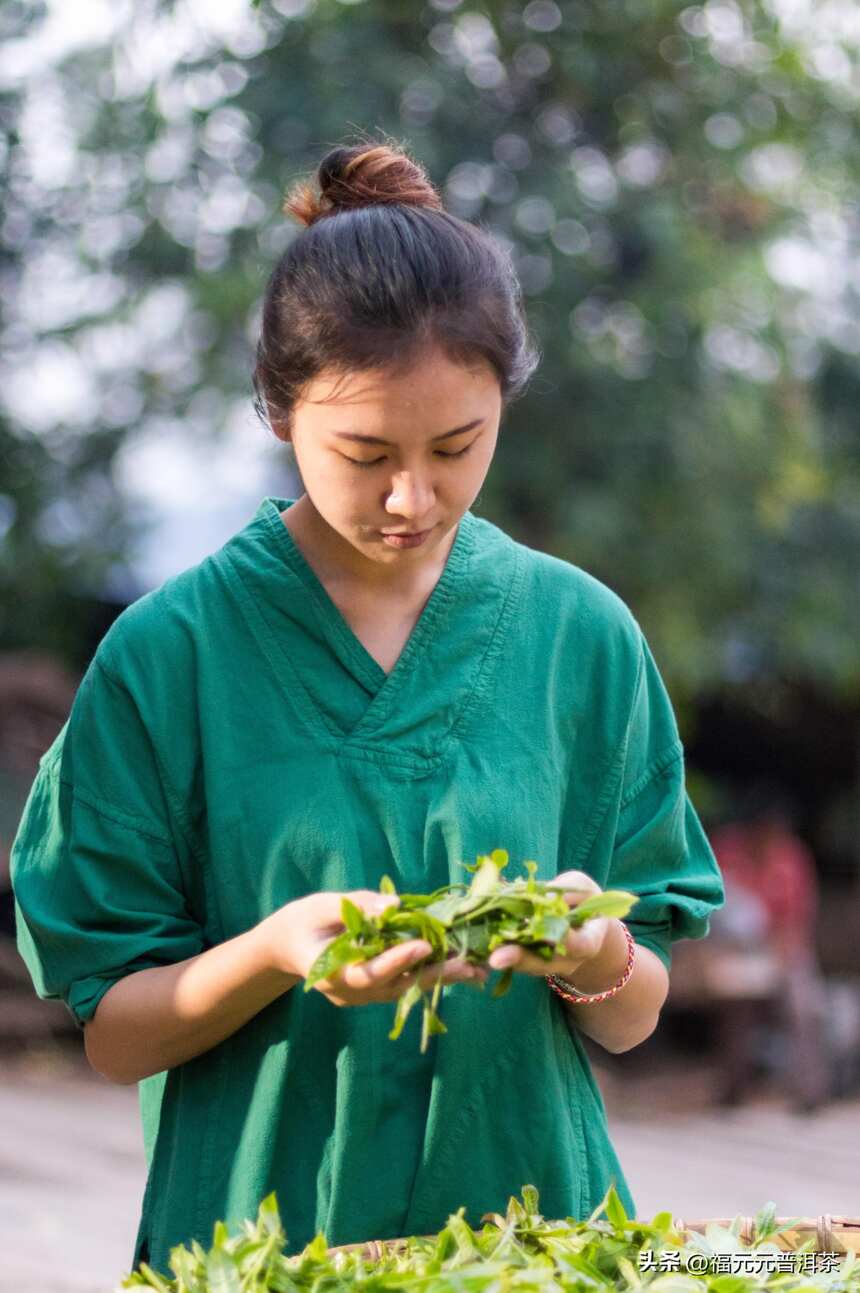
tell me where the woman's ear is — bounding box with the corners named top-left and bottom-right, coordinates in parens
top-left (267, 407), bottom-right (292, 445)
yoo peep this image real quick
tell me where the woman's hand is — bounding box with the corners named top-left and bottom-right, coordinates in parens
top-left (487, 869), bottom-right (612, 980)
top-left (260, 889), bottom-right (488, 1007)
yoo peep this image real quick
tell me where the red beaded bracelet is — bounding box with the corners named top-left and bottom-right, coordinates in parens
top-left (546, 922), bottom-right (636, 1005)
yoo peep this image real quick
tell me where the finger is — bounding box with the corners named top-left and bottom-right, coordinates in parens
top-left (547, 870), bottom-right (600, 891)
top-left (488, 944), bottom-right (523, 971)
top-left (343, 940), bottom-right (431, 990)
top-left (537, 919), bottom-right (610, 979)
top-left (564, 916), bottom-right (608, 960)
top-left (373, 959), bottom-right (490, 1005)
top-left (557, 890), bottom-right (600, 913)
top-left (386, 955), bottom-right (456, 991)
top-left (488, 945), bottom-right (549, 976)
top-left (546, 872), bottom-right (601, 906)
top-left (420, 956), bottom-right (482, 988)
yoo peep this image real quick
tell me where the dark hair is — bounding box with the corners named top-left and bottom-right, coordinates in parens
top-left (252, 131), bottom-right (541, 439)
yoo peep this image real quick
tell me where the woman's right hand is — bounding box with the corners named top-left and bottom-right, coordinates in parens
top-left (259, 889), bottom-right (488, 1006)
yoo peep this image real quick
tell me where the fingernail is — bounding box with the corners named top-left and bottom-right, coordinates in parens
top-left (490, 948), bottom-right (519, 968)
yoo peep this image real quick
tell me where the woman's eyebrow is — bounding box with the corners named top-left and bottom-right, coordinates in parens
top-left (332, 419), bottom-right (484, 446)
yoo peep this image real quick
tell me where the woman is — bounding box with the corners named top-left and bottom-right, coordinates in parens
top-left (10, 137), bottom-right (724, 1277)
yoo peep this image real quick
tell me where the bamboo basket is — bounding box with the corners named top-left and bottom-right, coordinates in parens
top-left (328, 1215), bottom-right (860, 1263)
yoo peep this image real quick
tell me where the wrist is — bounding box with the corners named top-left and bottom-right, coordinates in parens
top-left (560, 918), bottom-right (629, 994)
top-left (253, 913), bottom-right (302, 988)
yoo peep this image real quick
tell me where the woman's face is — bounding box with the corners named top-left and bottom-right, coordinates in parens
top-left (280, 345), bottom-right (502, 578)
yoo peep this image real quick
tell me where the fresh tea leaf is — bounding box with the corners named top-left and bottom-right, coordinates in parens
top-left (135, 1263), bottom-right (174, 1292)
top-left (389, 981), bottom-right (423, 1040)
top-left (420, 1003), bottom-right (448, 1052)
top-left (204, 1249), bottom-right (240, 1293)
top-left (255, 1191), bottom-right (284, 1238)
top-left (521, 1184), bottom-right (540, 1216)
top-left (605, 1183), bottom-right (630, 1232)
top-left (468, 857), bottom-right (503, 902)
top-left (340, 897), bottom-right (365, 937)
top-left (568, 890), bottom-right (638, 926)
top-left (304, 932), bottom-right (362, 989)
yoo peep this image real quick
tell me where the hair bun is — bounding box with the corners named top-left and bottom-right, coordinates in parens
top-left (283, 139), bottom-right (443, 228)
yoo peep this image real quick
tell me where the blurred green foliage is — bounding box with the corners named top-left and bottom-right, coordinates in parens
top-left (2, 0), bottom-right (859, 713)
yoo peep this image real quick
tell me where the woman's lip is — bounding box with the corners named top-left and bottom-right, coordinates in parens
top-left (380, 529), bottom-right (430, 536)
top-left (377, 526), bottom-right (434, 548)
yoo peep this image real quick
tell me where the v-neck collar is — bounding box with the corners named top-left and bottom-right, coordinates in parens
top-left (266, 499), bottom-right (477, 693)
top-left (218, 495), bottom-right (525, 772)
top-left (219, 497), bottom-right (493, 761)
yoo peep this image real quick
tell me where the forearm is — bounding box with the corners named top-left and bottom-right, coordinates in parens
top-left (559, 919), bottom-right (670, 1054)
top-left (84, 923), bottom-right (299, 1085)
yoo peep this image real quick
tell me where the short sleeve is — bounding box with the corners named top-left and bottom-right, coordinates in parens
top-left (10, 652), bottom-right (205, 1030)
top-left (590, 630), bottom-right (725, 973)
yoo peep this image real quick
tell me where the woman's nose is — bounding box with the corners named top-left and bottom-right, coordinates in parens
top-left (385, 472), bottom-right (435, 516)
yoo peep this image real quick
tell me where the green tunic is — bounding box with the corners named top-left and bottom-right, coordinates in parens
top-left (11, 497), bottom-right (724, 1277)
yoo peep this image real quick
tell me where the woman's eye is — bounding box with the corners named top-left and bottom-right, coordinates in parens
top-left (345, 443), bottom-right (474, 469)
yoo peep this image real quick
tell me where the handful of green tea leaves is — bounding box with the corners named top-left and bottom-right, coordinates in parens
top-left (304, 849), bottom-right (638, 1052)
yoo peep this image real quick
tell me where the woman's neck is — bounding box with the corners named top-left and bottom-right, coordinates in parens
top-left (280, 494), bottom-right (456, 600)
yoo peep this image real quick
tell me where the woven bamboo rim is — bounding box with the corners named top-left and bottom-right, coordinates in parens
top-left (328, 1215), bottom-right (860, 1262)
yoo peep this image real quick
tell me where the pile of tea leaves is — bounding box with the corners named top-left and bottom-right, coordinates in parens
top-left (304, 850), bottom-right (639, 1051)
top-left (121, 1182), bottom-right (856, 1293)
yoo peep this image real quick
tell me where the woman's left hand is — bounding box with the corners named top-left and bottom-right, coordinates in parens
top-left (487, 869), bottom-right (611, 979)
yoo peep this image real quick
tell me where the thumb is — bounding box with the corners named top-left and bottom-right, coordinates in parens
top-left (547, 870), bottom-right (602, 906)
top-left (566, 915), bottom-right (609, 960)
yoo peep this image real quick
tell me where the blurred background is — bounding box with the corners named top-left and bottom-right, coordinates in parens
top-left (2, 0), bottom-right (860, 1288)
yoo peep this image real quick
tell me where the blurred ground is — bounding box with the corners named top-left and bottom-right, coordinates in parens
top-left (1, 1044), bottom-right (144, 1293)
top-left (594, 1047), bottom-right (860, 1220)
top-left (2, 1036), bottom-right (860, 1293)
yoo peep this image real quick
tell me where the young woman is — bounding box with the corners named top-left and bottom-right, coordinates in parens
top-left (11, 137), bottom-right (724, 1277)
